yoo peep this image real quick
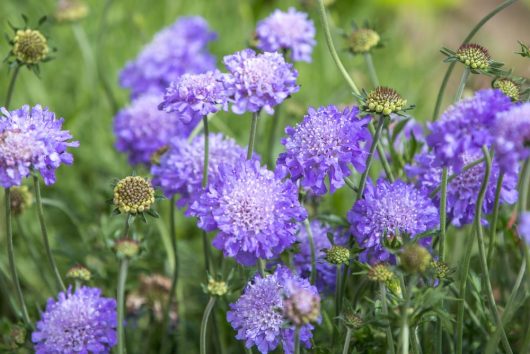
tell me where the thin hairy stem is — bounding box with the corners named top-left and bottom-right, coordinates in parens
top-left (342, 327), bottom-right (353, 354)
top-left (487, 173), bottom-right (504, 266)
top-left (381, 282), bottom-right (396, 354)
top-left (429, 158), bottom-right (485, 197)
top-left (303, 219), bottom-right (317, 285)
top-left (200, 297), bottom-right (217, 354)
top-left (247, 111), bottom-right (259, 160)
top-left (117, 258), bottom-right (129, 354)
top-left (357, 116), bottom-right (385, 199)
top-left (294, 327), bottom-right (301, 354)
top-left (454, 68), bottom-right (470, 102)
top-left (266, 106), bottom-right (282, 167)
top-left (435, 167), bottom-right (448, 353)
top-left (5, 66), bottom-right (20, 109)
top-left (364, 53), bottom-right (380, 88)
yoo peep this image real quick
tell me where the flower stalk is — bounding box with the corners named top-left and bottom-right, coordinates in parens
top-left (200, 296), bottom-right (217, 354)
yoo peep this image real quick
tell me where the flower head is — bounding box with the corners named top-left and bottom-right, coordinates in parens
top-left (9, 185), bottom-right (32, 216)
top-left (283, 286), bottom-right (321, 326)
top-left (367, 263), bottom-right (393, 282)
top-left (426, 89), bottom-right (512, 171)
top-left (66, 265), bottom-right (92, 282)
top-left (151, 133), bottom-right (249, 210)
top-left (255, 8), bottom-right (316, 62)
top-left (493, 78), bottom-right (520, 102)
top-left (456, 43), bottom-right (491, 71)
top-left (399, 244), bottom-right (432, 273)
top-left (113, 176), bottom-right (155, 214)
top-left (119, 17), bottom-right (216, 98)
top-left (12, 29), bottom-right (49, 65)
top-left (347, 28), bottom-right (380, 54)
top-left (362, 86), bottom-right (408, 116)
top-left (190, 159), bottom-right (306, 266)
top-left (227, 266), bottom-right (317, 354)
top-left (0, 105), bottom-right (78, 188)
top-left (222, 49), bottom-right (299, 115)
top-left (347, 179), bottom-right (438, 263)
top-left (207, 278), bottom-right (229, 296)
top-left (32, 287), bottom-right (117, 354)
top-left (277, 105), bottom-right (370, 195)
top-left (518, 212), bottom-right (530, 245)
top-left (113, 94), bottom-right (198, 165)
top-left (55, 0), bottom-right (89, 23)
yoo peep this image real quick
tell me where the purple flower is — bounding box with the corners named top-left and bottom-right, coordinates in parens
top-left (493, 103), bottom-right (530, 173)
top-left (113, 94), bottom-right (199, 165)
top-left (347, 179), bottom-right (439, 263)
top-left (227, 266), bottom-right (318, 354)
top-left (426, 89), bottom-right (512, 171)
top-left (518, 212), bottom-right (530, 245)
top-left (158, 70), bottom-right (228, 123)
top-left (277, 105), bottom-right (370, 195)
top-left (256, 8), bottom-right (316, 62)
top-left (119, 17), bottom-right (216, 98)
top-left (293, 220), bottom-right (347, 293)
top-left (222, 49), bottom-right (299, 115)
top-left (32, 287), bottom-right (117, 354)
top-left (151, 133), bottom-right (249, 210)
top-left (0, 105), bottom-right (78, 188)
top-left (190, 159), bottom-right (306, 266)
top-left (406, 151), bottom-right (518, 227)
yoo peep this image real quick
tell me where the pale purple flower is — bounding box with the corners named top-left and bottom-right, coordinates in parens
top-left (493, 103), bottom-right (530, 172)
top-left (518, 212), bottom-right (530, 245)
top-left (0, 105), bottom-right (78, 188)
top-left (190, 159), bottom-right (306, 266)
top-left (32, 287), bottom-right (117, 354)
top-left (277, 105), bottom-right (370, 195)
top-left (222, 49), bottom-right (299, 115)
top-left (256, 7), bottom-right (316, 62)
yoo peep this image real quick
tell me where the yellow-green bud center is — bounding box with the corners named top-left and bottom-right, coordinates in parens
top-left (207, 279), bottom-right (228, 296)
top-left (113, 176), bottom-right (155, 214)
top-left (364, 87), bottom-right (407, 116)
top-left (368, 263), bottom-right (393, 282)
top-left (493, 79), bottom-right (520, 101)
top-left (324, 245), bottom-right (350, 265)
top-left (13, 29), bottom-right (48, 64)
top-left (66, 265), bottom-right (92, 281)
top-left (456, 44), bottom-right (490, 71)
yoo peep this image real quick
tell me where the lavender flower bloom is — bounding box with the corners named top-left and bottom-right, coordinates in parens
top-left (32, 287), bottom-right (117, 353)
top-left (151, 133), bottom-right (249, 210)
top-left (113, 94), bottom-right (199, 165)
top-left (222, 49), bottom-right (299, 115)
top-left (277, 105), bottom-right (370, 195)
top-left (190, 159), bottom-right (306, 265)
top-left (293, 221), bottom-right (347, 293)
top-left (493, 103), bottom-right (530, 173)
top-left (159, 70), bottom-right (228, 123)
top-left (256, 8), bottom-right (316, 62)
top-left (518, 212), bottom-right (530, 245)
top-left (427, 89), bottom-right (512, 171)
top-left (406, 151), bottom-right (518, 227)
top-left (227, 266), bottom-right (318, 354)
top-left (347, 179), bottom-right (439, 263)
top-left (0, 105), bottom-right (78, 188)
top-left (119, 17), bottom-right (216, 98)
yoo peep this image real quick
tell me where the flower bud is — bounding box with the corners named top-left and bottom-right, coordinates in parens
top-left (430, 260), bottom-right (451, 280)
top-left (324, 245), bottom-right (350, 265)
top-left (115, 238), bottom-right (140, 258)
top-left (367, 263), bottom-right (393, 282)
top-left (207, 278), bottom-right (228, 296)
top-left (55, 0), bottom-right (89, 23)
top-left (283, 287), bottom-right (321, 326)
top-left (456, 43), bottom-right (490, 71)
top-left (342, 309), bottom-right (363, 329)
top-left (66, 264), bottom-right (91, 282)
top-left (363, 87), bottom-right (407, 116)
top-left (347, 28), bottom-right (380, 55)
top-left (493, 78), bottom-right (520, 102)
top-left (113, 176), bottom-right (155, 214)
top-left (8, 325), bottom-right (26, 348)
top-left (10, 185), bottom-right (32, 216)
top-left (12, 29), bottom-right (49, 65)
top-left (399, 244), bottom-right (432, 273)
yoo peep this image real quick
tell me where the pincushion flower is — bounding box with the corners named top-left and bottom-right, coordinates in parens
top-left (277, 105), bottom-right (370, 195)
top-left (406, 151), bottom-right (518, 227)
top-left (158, 70), bottom-right (227, 123)
top-left (32, 287), bottom-right (117, 354)
top-left (227, 266), bottom-right (318, 354)
top-left (113, 94), bottom-right (198, 165)
top-left (151, 133), bottom-right (249, 210)
top-left (255, 7), bottom-right (316, 62)
top-left (0, 105), bottom-right (78, 188)
top-left (119, 17), bottom-right (216, 98)
top-left (493, 103), bottom-right (530, 173)
top-left (222, 49), bottom-right (299, 115)
top-left (518, 212), bottom-right (530, 245)
top-left (347, 179), bottom-right (439, 263)
top-left (190, 159), bottom-right (306, 265)
top-left (426, 89), bottom-right (512, 171)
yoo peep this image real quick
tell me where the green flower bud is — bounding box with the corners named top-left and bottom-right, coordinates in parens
top-left (207, 278), bottom-right (228, 296)
top-left (324, 245), bottom-right (350, 265)
top-left (55, 0), bottom-right (89, 23)
top-left (12, 29), bottom-right (49, 64)
top-left (8, 325), bottom-right (26, 348)
top-left (347, 28), bottom-right (380, 54)
top-left (363, 87), bottom-right (407, 116)
top-left (368, 263), bottom-right (393, 282)
top-left (399, 244), bottom-right (432, 273)
top-left (456, 43), bottom-right (490, 71)
top-left (115, 238), bottom-right (140, 258)
top-left (493, 78), bottom-right (520, 101)
top-left (113, 176), bottom-right (155, 214)
top-left (10, 185), bottom-right (33, 216)
top-left (342, 309), bottom-right (364, 329)
top-left (430, 260), bottom-right (451, 280)
top-left (66, 264), bottom-right (92, 282)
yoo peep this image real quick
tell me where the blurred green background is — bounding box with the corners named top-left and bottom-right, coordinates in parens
top-left (0, 0), bottom-right (529, 352)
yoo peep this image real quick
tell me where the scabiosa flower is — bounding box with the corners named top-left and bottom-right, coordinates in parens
top-left (151, 133), bottom-right (249, 210)
top-left (113, 94), bottom-right (198, 165)
top-left (426, 89), bottom-right (512, 171)
top-left (277, 105), bottom-right (370, 195)
top-left (190, 159), bottom-right (306, 265)
top-left (347, 179), bottom-right (439, 263)
top-left (158, 70), bottom-right (227, 123)
top-left (406, 151), bottom-right (518, 227)
top-left (518, 212), bottom-right (530, 245)
top-left (493, 103), bottom-right (530, 173)
top-left (32, 287), bottom-right (117, 354)
top-left (227, 266), bottom-right (317, 354)
top-left (0, 105), bottom-right (78, 188)
top-left (255, 8), bottom-right (316, 62)
top-left (222, 49), bottom-right (299, 115)
top-left (119, 17), bottom-right (216, 98)
top-left (346, 28), bottom-right (381, 55)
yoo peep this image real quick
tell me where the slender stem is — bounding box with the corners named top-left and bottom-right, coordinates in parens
top-left (266, 106), bottom-right (281, 167)
top-left (303, 219), bottom-right (317, 285)
top-left (200, 297), bottom-right (217, 354)
top-left (294, 327), bottom-right (301, 354)
top-left (117, 258), bottom-right (129, 354)
top-left (454, 68), bottom-right (470, 102)
top-left (429, 158), bottom-right (485, 197)
top-left (368, 121), bottom-right (395, 182)
top-left (247, 111), bottom-right (259, 160)
top-left (343, 177), bottom-right (358, 192)
top-left (435, 168), bottom-right (448, 354)
top-left (475, 147), bottom-right (512, 354)
top-left (357, 116), bottom-right (385, 199)
top-left (257, 259), bottom-right (266, 277)
top-left (342, 327), bottom-right (353, 354)
top-left (316, 0), bottom-right (360, 95)
top-left (519, 160), bottom-right (530, 214)
top-left (380, 282), bottom-right (396, 354)
top-left (33, 175), bottom-right (65, 291)
top-left (487, 173), bottom-right (504, 266)
top-left (202, 117), bottom-right (210, 187)
top-left (332, 265), bottom-right (342, 346)
top-left (431, 0), bottom-right (518, 121)
top-left (5, 188), bottom-right (31, 326)
top-left (5, 66), bottom-right (20, 109)
top-left (364, 53), bottom-right (380, 87)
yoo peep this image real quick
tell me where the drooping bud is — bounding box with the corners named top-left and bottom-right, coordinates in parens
top-left (115, 238), bottom-right (140, 258)
top-left (12, 29), bottom-right (49, 65)
top-left (456, 43), bottom-right (491, 71)
top-left (363, 86), bottom-right (407, 116)
top-left (283, 287), bottom-right (321, 326)
top-left (347, 28), bottom-right (380, 55)
top-left (207, 278), bottom-right (228, 296)
top-left (323, 245), bottom-right (350, 265)
top-left (399, 244), bottom-right (432, 273)
top-left (113, 176), bottom-right (155, 214)
top-left (66, 264), bottom-right (92, 282)
top-left (10, 185), bottom-right (33, 216)
top-left (367, 263), bottom-right (393, 282)
top-left (493, 78), bottom-right (520, 101)
top-left (55, 0), bottom-right (89, 23)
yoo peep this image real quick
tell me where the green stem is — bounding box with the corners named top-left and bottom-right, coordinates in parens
top-left (202, 116), bottom-right (210, 187)
top-left (258, 259), bottom-right (266, 277)
top-left (487, 173), bottom-right (504, 266)
top-left (429, 158), bottom-right (485, 197)
top-left (454, 68), bottom-right (470, 102)
top-left (303, 219), bottom-right (317, 285)
top-left (33, 175), bottom-right (65, 291)
top-left (363, 53), bottom-right (379, 87)
top-left (342, 327), bottom-right (353, 354)
top-left (380, 282), bottom-right (396, 354)
top-left (368, 121), bottom-right (395, 182)
top-left (431, 0), bottom-right (518, 121)
top-left (5, 188), bottom-right (31, 326)
top-left (475, 147), bottom-right (512, 354)
top-left (435, 168), bottom-right (448, 354)
top-left (247, 111), bottom-right (259, 160)
top-left (294, 327), bottom-right (301, 354)
top-left (344, 177), bottom-right (358, 192)
top-left (200, 297), bottom-right (217, 354)
top-left (5, 66), bottom-right (20, 109)
top-left (117, 258), bottom-right (129, 354)
top-left (357, 116), bottom-right (385, 199)
top-left (266, 106), bottom-right (281, 167)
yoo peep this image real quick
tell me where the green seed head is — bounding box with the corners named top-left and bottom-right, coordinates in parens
top-left (347, 28), bottom-right (380, 54)
top-left (456, 43), bottom-right (490, 71)
top-left (364, 86), bottom-right (407, 116)
top-left (493, 78), bottom-right (520, 101)
top-left (10, 185), bottom-right (33, 216)
top-left (430, 260), bottom-right (450, 280)
top-left (399, 244), bottom-right (432, 273)
top-left (368, 263), bottom-right (393, 282)
top-left (66, 264), bottom-right (92, 282)
top-left (55, 0), bottom-right (89, 22)
top-left (113, 176), bottom-right (155, 214)
top-left (115, 238), bottom-right (140, 258)
top-left (207, 278), bottom-right (228, 296)
top-left (12, 29), bottom-right (48, 64)
top-left (324, 245), bottom-right (350, 265)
